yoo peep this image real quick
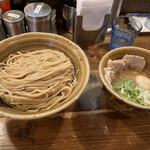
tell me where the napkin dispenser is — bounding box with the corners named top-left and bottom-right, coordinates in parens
top-left (73, 0), bottom-right (123, 44)
top-left (73, 14), bottom-right (109, 44)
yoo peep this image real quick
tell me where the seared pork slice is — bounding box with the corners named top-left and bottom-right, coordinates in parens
top-left (104, 58), bottom-right (129, 85)
top-left (107, 59), bottom-right (129, 72)
top-left (123, 55), bottom-right (146, 71)
top-left (104, 67), bottom-right (115, 85)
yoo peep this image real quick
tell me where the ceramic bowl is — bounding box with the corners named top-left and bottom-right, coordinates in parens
top-left (99, 46), bottom-right (150, 110)
top-left (0, 32), bottom-right (90, 119)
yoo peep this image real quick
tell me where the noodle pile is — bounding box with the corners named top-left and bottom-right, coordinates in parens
top-left (0, 49), bottom-right (77, 112)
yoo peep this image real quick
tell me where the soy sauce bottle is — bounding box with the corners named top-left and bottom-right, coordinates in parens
top-left (0, 0), bottom-right (11, 12)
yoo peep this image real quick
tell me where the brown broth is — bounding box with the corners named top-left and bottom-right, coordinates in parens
top-left (112, 69), bottom-right (150, 87)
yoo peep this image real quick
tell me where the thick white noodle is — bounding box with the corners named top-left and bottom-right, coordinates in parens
top-left (0, 49), bottom-right (77, 112)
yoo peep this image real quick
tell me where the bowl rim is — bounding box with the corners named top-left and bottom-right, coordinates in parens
top-left (99, 46), bottom-right (150, 110)
top-left (0, 32), bottom-right (90, 119)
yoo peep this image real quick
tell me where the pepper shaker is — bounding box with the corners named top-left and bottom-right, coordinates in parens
top-left (2, 10), bottom-right (26, 37)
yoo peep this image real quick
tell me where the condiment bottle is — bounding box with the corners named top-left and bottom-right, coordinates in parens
top-left (2, 10), bottom-right (26, 37)
top-left (0, 0), bottom-right (11, 13)
top-left (24, 2), bottom-right (53, 33)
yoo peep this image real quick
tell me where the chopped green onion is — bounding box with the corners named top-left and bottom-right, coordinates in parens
top-left (112, 78), bottom-right (150, 106)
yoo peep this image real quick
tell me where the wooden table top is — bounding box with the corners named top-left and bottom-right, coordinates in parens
top-left (0, 32), bottom-right (150, 150)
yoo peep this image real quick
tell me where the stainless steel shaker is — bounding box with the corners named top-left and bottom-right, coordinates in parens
top-left (2, 10), bottom-right (26, 37)
top-left (62, 3), bottom-right (76, 33)
top-left (0, 19), bottom-right (6, 40)
top-left (24, 3), bottom-right (57, 33)
top-left (0, 9), bottom-right (6, 40)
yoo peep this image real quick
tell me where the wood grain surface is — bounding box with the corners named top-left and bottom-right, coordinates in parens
top-left (0, 30), bottom-right (150, 150)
